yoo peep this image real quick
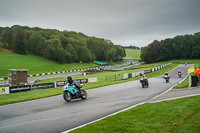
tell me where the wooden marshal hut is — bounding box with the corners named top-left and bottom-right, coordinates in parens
top-left (8, 69), bottom-right (28, 87)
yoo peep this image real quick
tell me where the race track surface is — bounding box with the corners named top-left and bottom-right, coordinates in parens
top-left (0, 64), bottom-right (191, 133)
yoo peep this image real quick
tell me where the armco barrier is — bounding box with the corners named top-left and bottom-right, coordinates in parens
top-left (122, 62), bottom-right (172, 80)
top-left (128, 73), bottom-right (132, 78)
top-left (56, 81), bottom-right (68, 87)
top-left (1, 67), bottom-right (100, 80)
top-left (1, 77), bottom-right (97, 95)
top-left (10, 85), bottom-right (31, 93)
top-left (144, 70), bottom-right (151, 74)
top-left (28, 67), bottom-right (99, 77)
top-left (88, 77), bottom-right (97, 82)
top-left (123, 74), bottom-right (128, 79)
top-left (31, 83), bottom-right (55, 90)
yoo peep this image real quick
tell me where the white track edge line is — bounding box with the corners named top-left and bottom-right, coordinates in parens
top-left (148, 73), bottom-right (189, 102)
top-left (148, 93), bottom-right (200, 103)
top-left (62, 102), bottom-right (145, 133)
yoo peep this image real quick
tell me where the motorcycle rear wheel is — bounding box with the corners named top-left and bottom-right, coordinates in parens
top-left (63, 91), bottom-right (72, 102)
top-left (142, 82), bottom-right (145, 88)
top-left (80, 90), bottom-right (87, 99)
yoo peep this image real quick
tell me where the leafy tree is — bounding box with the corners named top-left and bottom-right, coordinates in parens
top-left (140, 46), bottom-right (148, 62)
top-left (191, 32), bottom-right (200, 58)
top-left (12, 27), bottom-right (27, 54)
top-left (2, 27), bottom-right (13, 49)
top-left (158, 39), bottom-right (174, 61)
top-left (115, 46), bottom-right (125, 60)
top-left (27, 32), bottom-right (45, 55)
top-left (146, 40), bottom-right (160, 63)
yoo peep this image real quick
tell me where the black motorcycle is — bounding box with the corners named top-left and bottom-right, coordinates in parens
top-left (140, 79), bottom-right (149, 88)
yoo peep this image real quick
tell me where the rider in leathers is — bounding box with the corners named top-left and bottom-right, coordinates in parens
top-left (67, 76), bottom-right (81, 95)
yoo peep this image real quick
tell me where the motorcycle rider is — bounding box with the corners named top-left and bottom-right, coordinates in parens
top-left (139, 73), bottom-right (148, 86)
top-left (164, 72), bottom-right (169, 76)
top-left (163, 72), bottom-right (170, 82)
top-left (178, 70), bottom-right (182, 77)
top-left (67, 76), bottom-right (81, 95)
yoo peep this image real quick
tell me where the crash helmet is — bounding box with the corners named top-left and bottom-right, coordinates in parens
top-left (67, 76), bottom-right (72, 81)
top-left (165, 72), bottom-right (168, 75)
top-left (139, 73), bottom-right (143, 76)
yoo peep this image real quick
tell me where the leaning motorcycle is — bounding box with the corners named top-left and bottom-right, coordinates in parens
top-left (63, 82), bottom-right (87, 102)
top-left (140, 79), bottom-right (149, 88)
top-left (163, 75), bottom-right (170, 83)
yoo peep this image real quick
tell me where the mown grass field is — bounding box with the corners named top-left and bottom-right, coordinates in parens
top-left (70, 95), bottom-right (200, 133)
top-left (0, 48), bottom-right (98, 78)
top-left (124, 49), bottom-right (141, 59)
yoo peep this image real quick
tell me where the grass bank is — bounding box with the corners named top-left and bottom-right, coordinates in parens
top-left (0, 48), bottom-right (98, 78)
top-left (124, 49), bottom-right (141, 60)
top-left (173, 76), bottom-right (189, 89)
top-left (69, 95), bottom-right (200, 133)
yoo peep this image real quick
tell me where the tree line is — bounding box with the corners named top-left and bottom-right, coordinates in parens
top-left (0, 25), bottom-right (125, 63)
top-left (140, 32), bottom-right (200, 63)
top-left (124, 45), bottom-right (140, 50)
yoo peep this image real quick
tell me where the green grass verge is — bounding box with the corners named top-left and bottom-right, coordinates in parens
top-left (171, 59), bottom-right (200, 64)
top-left (0, 87), bottom-right (63, 105)
top-left (125, 49), bottom-right (141, 59)
top-left (0, 48), bottom-right (98, 78)
top-left (69, 95), bottom-right (200, 133)
top-left (173, 76), bottom-right (189, 89)
top-left (0, 61), bottom-right (179, 106)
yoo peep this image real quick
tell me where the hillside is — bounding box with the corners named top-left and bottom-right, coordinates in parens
top-left (124, 49), bottom-right (141, 60)
top-left (0, 48), bottom-right (98, 78)
top-left (0, 25), bottom-right (125, 64)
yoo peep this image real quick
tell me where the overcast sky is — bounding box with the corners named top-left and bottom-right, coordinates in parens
top-left (0, 0), bottom-right (200, 47)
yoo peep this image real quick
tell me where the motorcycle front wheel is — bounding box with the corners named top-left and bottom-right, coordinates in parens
top-left (80, 90), bottom-right (87, 100)
top-left (63, 91), bottom-right (72, 102)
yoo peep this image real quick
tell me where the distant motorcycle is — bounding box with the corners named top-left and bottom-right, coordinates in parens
top-left (178, 72), bottom-right (182, 78)
top-left (140, 79), bottom-right (149, 88)
top-left (63, 82), bottom-right (87, 102)
top-left (163, 75), bottom-right (170, 83)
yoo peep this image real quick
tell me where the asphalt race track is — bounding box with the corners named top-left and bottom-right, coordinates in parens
top-left (0, 64), bottom-right (191, 133)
